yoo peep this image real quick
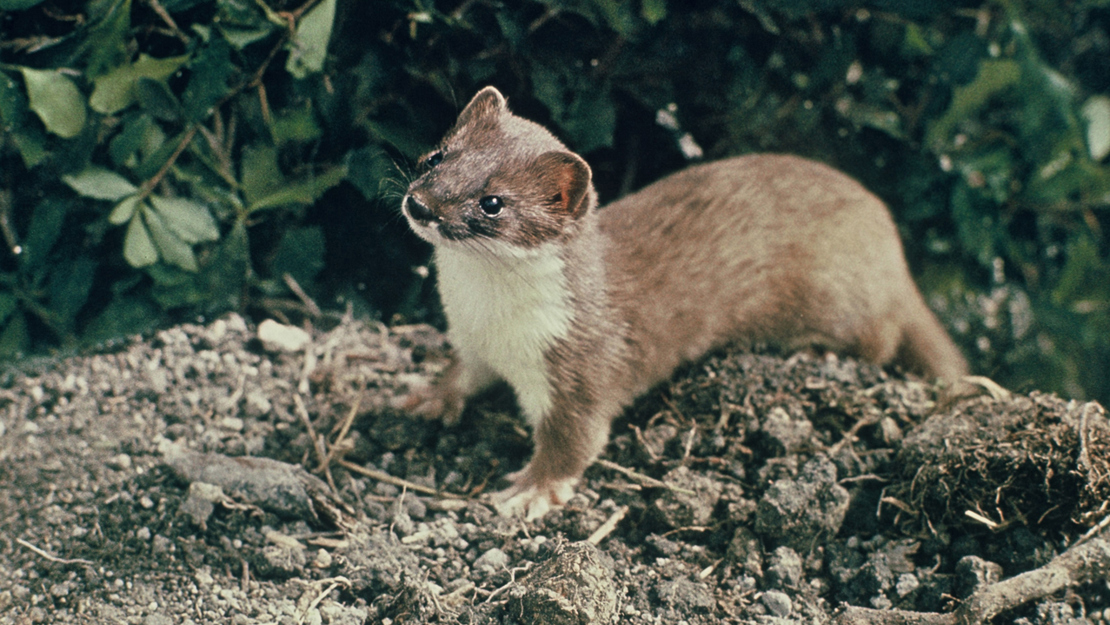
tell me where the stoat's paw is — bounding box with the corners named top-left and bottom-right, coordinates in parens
top-left (392, 384), bottom-right (465, 425)
top-left (490, 466), bottom-right (577, 521)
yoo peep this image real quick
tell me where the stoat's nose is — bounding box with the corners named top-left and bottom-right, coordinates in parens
top-left (404, 195), bottom-right (437, 224)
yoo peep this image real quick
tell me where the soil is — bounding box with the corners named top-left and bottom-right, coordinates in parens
top-left (2, 313), bottom-right (1109, 625)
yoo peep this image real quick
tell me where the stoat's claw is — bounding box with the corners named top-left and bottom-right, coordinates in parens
top-left (392, 384), bottom-right (465, 425)
top-left (490, 467), bottom-right (577, 521)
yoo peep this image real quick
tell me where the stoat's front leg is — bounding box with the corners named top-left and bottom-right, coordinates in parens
top-left (491, 398), bottom-right (614, 520)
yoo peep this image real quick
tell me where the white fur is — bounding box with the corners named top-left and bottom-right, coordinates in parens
top-left (433, 241), bottom-right (573, 427)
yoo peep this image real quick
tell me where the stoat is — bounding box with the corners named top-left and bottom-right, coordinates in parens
top-left (400, 86), bottom-right (967, 519)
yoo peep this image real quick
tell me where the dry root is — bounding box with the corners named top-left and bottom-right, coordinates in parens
top-left (834, 534), bottom-right (1110, 625)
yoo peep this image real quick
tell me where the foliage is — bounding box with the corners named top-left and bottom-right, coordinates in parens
top-left (0, 0), bottom-right (1108, 403)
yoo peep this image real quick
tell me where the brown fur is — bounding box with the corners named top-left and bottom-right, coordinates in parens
top-left (401, 87), bottom-right (967, 517)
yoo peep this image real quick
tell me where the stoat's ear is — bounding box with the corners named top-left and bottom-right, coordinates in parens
top-left (535, 151), bottom-right (593, 220)
top-left (456, 86), bottom-right (507, 127)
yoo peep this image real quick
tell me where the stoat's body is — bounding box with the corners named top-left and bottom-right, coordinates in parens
top-left (401, 87), bottom-right (967, 519)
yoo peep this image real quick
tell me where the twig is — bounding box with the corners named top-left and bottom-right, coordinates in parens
top-left (16, 538), bottom-right (92, 566)
top-left (296, 576), bottom-right (351, 625)
top-left (594, 459), bottom-right (697, 495)
top-left (283, 273), bottom-right (323, 318)
top-left (293, 394), bottom-right (325, 467)
top-left (336, 459), bottom-right (463, 499)
top-left (145, 0), bottom-right (189, 43)
top-left (317, 396), bottom-right (361, 472)
top-left (586, 505), bottom-right (629, 545)
top-left (137, 124), bottom-right (199, 203)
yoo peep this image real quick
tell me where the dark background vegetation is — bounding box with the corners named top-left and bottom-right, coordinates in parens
top-left (0, 0), bottom-right (1108, 402)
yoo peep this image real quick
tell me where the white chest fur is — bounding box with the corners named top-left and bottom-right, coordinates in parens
top-left (434, 242), bottom-right (574, 427)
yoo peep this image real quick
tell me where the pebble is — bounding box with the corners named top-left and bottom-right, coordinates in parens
top-left (761, 590), bottom-right (793, 617)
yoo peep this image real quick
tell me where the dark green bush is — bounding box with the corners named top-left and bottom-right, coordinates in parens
top-left (1, 0), bottom-right (1108, 402)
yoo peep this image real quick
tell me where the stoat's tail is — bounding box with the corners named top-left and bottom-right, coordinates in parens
top-left (897, 299), bottom-right (969, 385)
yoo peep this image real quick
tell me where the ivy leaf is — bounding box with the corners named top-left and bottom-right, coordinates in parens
top-left (124, 210), bottom-right (159, 268)
top-left (90, 54), bottom-right (188, 114)
top-left (149, 196), bottom-right (220, 244)
top-left (286, 0), bottom-right (336, 79)
top-left (62, 167), bottom-right (138, 200)
top-left (20, 68), bottom-right (87, 138)
top-left (143, 203), bottom-right (199, 271)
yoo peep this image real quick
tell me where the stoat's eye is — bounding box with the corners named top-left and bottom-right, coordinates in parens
top-left (479, 195), bottom-right (504, 216)
top-left (424, 151), bottom-right (444, 168)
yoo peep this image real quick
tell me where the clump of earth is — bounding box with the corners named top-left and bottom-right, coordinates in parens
top-left (1, 313), bottom-right (1109, 625)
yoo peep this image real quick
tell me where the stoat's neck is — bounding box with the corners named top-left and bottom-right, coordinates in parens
top-left (433, 240), bottom-right (575, 426)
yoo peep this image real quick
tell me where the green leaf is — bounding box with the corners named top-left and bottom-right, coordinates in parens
top-left (286, 0), bottom-right (336, 79)
top-left (109, 195), bottom-right (141, 225)
top-left (641, 0), bottom-right (666, 25)
top-left (89, 54), bottom-right (189, 114)
top-left (0, 291), bottom-right (17, 326)
top-left (0, 0), bottom-right (47, 9)
top-left (247, 165), bottom-right (346, 213)
top-left (82, 294), bottom-right (161, 345)
top-left (149, 196), bottom-right (219, 244)
top-left (136, 78), bottom-right (183, 121)
top-left (123, 211), bottom-right (159, 267)
top-left (83, 0), bottom-right (132, 79)
top-left (109, 112), bottom-right (154, 166)
top-left (20, 68), bottom-right (87, 138)
top-left (62, 167), bottom-right (138, 200)
top-left (0, 73), bottom-right (48, 167)
top-left (219, 24), bottom-right (277, 49)
top-left (925, 59), bottom-right (1021, 151)
top-left (347, 145), bottom-right (394, 200)
top-left (240, 144), bottom-right (283, 205)
top-left (271, 226), bottom-right (324, 287)
top-left (48, 256), bottom-right (97, 329)
top-left (0, 310), bottom-right (29, 357)
top-left (271, 102), bottom-right (322, 144)
top-left (143, 203), bottom-right (198, 271)
top-left (1082, 95), bottom-right (1110, 161)
top-left (183, 36), bottom-right (236, 122)
top-left (21, 199), bottom-right (68, 271)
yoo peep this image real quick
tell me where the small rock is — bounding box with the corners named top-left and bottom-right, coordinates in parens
top-left (107, 453), bottom-right (132, 471)
top-left (653, 466), bottom-right (724, 528)
top-left (218, 416), bottom-right (244, 431)
top-left (179, 482), bottom-right (225, 528)
top-left (765, 546), bottom-right (803, 589)
top-left (761, 590), bottom-right (793, 617)
top-left (258, 319), bottom-right (311, 353)
top-left (509, 541), bottom-right (621, 624)
top-left (727, 528), bottom-right (763, 577)
top-left (473, 547), bottom-right (510, 576)
top-left (261, 543), bottom-right (308, 576)
top-left (896, 573), bottom-right (920, 598)
top-left (313, 549), bottom-right (333, 568)
top-left (656, 577), bottom-right (715, 614)
top-left (244, 391), bottom-right (272, 418)
top-left (955, 555), bottom-right (1003, 597)
top-left (761, 406), bottom-right (814, 453)
top-left (754, 455), bottom-right (849, 551)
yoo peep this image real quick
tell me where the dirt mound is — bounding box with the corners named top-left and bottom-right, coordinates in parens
top-left (1, 315), bottom-right (1108, 624)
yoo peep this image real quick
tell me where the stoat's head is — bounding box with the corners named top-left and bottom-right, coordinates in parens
top-left (402, 87), bottom-right (596, 254)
